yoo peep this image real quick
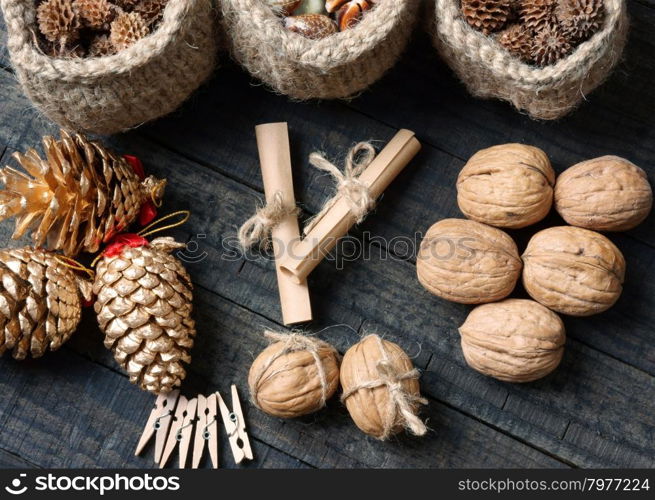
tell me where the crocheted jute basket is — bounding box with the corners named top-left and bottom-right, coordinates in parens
top-left (220, 0), bottom-right (419, 100)
top-left (0, 0), bottom-right (217, 135)
top-left (431, 0), bottom-right (629, 120)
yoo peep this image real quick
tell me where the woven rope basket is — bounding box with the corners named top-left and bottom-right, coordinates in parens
top-left (0, 0), bottom-right (217, 135)
top-left (431, 0), bottom-right (629, 120)
top-left (220, 0), bottom-right (420, 100)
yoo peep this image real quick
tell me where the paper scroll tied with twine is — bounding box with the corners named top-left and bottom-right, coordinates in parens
top-left (280, 129), bottom-right (421, 283)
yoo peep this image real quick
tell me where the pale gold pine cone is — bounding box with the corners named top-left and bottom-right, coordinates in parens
top-left (0, 247), bottom-right (92, 360)
top-left (93, 237), bottom-right (196, 394)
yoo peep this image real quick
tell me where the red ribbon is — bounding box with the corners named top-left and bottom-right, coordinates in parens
top-left (103, 233), bottom-right (149, 258)
top-left (123, 154), bottom-right (158, 226)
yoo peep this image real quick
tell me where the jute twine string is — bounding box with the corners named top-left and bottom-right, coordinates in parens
top-left (238, 191), bottom-right (299, 249)
top-left (430, 0), bottom-right (628, 119)
top-left (305, 142), bottom-right (377, 234)
top-left (251, 331), bottom-right (339, 410)
top-left (219, 0), bottom-right (420, 99)
top-left (342, 335), bottom-right (428, 440)
top-left (0, 0), bottom-right (217, 134)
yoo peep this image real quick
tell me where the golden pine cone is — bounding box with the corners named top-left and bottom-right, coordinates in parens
top-left (0, 247), bottom-right (92, 360)
top-left (461, 0), bottom-right (511, 35)
top-left (532, 24), bottom-right (573, 66)
top-left (88, 34), bottom-right (116, 57)
top-left (497, 23), bottom-right (533, 62)
top-left (36, 0), bottom-right (81, 46)
top-left (72, 0), bottom-right (114, 29)
top-left (93, 237), bottom-right (196, 394)
top-left (556, 0), bottom-right (605, 43)
top-left (110, 11), bottom-right (149, 52)
top-left (518, 0), bottom-right (557, 32)
top-left (0, 130), bottom-right (166, 256)
top-left (133, 0), bottom-right (169, 26)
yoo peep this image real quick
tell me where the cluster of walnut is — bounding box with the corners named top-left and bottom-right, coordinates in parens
top-left (35, 0), bottom-right (168, 58)
top-left (418, 144), bottom-right (652, 383)
top-left (248, 333), bottom-right (427, 440)
top-left (264, 0), bottom-right (376, 40)
top-left (460, 0), bottom-right (605, 66)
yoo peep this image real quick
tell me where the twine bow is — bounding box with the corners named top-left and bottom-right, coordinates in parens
top-left (341, 335), bottom-right (428, 440)
top-left (238, 192), bottom-right (298, 249)
top-left (305, 142), bottom-right (377, 234)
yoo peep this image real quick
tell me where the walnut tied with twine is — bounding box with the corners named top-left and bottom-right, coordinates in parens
top-left (248, 331), bottom-right (341, 418)
top-left (340, 335), bottom-right (427, 440)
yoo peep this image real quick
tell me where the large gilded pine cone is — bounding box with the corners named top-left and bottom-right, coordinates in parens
top-left (0, 247), bottom-right (92, 360)
top-left (0, 130), bottom-right (166, 256)
top-left (93, 237), bottom-right (196, 394)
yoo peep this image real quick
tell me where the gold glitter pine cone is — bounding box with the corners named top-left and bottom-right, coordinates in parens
top-left (93, 236), bottom-right (196, 394)
top-left (0, 130), bottom-right (166, 257)
top-left (461, 0), bottom-right (512, 35)
top-left (0, 247), bottom-right (92, 360)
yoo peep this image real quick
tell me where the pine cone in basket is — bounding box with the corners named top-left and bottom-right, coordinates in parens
top-left (113, 0), bottom-right (141, 10)
top-left (532, 24), bottom-right (573, 66)
top-left (73, 0), bottom-right (115, 30)
top-left (556, 0), bottom-right (605, 43)
top-left (0, 130), bottom-right (166, 256)
top-left (517, 0), bottom-right (557, 32)
top-left (133, 0), bottom-right (169, 26)
top-left (497, 23), bottom-right (533, 62)
top-left (88, 34), bottom-right (116, 56)
top-left (93, 236), bottom-right (196, 394)
top-left (0, 247), bottom-right (92, 360)
top-left (110, 11), bottom-right (149, 51)
top-left (36, 0), bottom-right (81, 50)
top-left (461, 0), bottom-right (512, 35)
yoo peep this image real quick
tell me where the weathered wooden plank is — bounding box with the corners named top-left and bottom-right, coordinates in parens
top-left (0, 447), bottom-right (39, 468)
top-left (1, 76), bottom-right (653, 467)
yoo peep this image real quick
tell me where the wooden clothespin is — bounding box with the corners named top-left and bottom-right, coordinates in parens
top-left (217, 385), bottom-right (253, 464)
top-left (135, 390), bottom-right (180, 463)
top-left (192, 393), bottom-right (219, 469)
top-left (159, 396), bottom-right (198, 469)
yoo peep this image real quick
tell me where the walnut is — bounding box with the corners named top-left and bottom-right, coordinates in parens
top-left (522, 226), bottom-right (625, 316)
top-left (248, 333), bottom-right (340, 418)
top-left (340, 335), bottom-right (427, 440)
top-left (459, 299), bottom-right (565, 382)
top-left (555, 156), bottom-right (653, 232)
top-left (417, 218), bottom-right (522, 304)
top-left (457, 144), bottom-right (555, 229)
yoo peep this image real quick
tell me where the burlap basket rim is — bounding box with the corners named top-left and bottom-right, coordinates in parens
top-left (224, 0), bottom-right (409, 70)
top-left (434, 0), bottom-right (625, 88)
top-left (1, 0), bottom-right (202, 82)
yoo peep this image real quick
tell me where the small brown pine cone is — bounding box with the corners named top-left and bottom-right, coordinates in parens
top-left (88, 34), bottom-right (116, 57)
top-left (113, 0), bottom-right (140, 10)
top-left (133, 0), bottom-right (169, 27)
top-left (556, 0), bottom-right (605, 43)
top-left (109, 11), bottom-right (149, 52)
top-left (0, 247), bottom-right (92, 360)
top-left (36, 0), bottom-right (81, 46)
top-left (461, 0), bottom-right (512, 35)
top-left (532, 24), bottom-right (573, 66)
top-left (94, 237), bottom-right (196, 394)
top-left (497, 23), bottom-right (533, 62)
top-left (72, 0), bottom-right (114, 29)
top-left (518, 0), bottom-right (557, 32)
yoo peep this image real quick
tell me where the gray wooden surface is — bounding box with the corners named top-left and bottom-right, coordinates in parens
top-left (0, 1), bottom-right (653, 469)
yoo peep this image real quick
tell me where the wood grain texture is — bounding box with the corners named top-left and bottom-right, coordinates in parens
top-left (0, 0), bottom-right (654, 468)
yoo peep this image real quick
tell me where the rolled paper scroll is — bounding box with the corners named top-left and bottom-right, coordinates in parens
top-left (255, 123), bottom-right (313, 325)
